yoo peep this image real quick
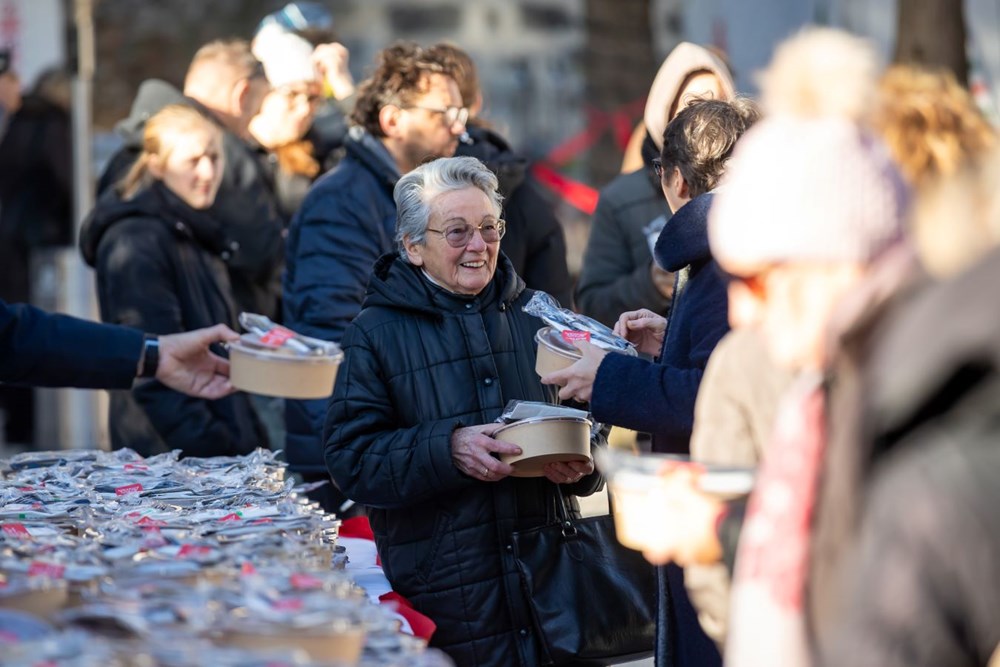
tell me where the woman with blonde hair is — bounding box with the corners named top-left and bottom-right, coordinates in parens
top-left (80, 104), bottom-right (267, 457)
top-left (873, 64), bottom-right (995, 189)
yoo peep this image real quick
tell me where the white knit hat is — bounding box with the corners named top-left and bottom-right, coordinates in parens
top-left (709, 27), bottom-right (909, 266)
top-left (709, 116), bottom-right (909, 266)
top-left (252, 23), bottom-right (317, 89)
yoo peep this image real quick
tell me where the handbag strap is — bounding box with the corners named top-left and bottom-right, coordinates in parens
top-left (553, 485), bottom-right (578, 538)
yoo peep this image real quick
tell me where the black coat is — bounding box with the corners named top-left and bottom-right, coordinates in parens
top-left (79, 182), bottom-right (267, 457)
top-left (456, 124), bottom-right (573, 306)
top-left (324, 252), bottom-right (603, 666)
top-left (0, 94), bottom-right (73, 304)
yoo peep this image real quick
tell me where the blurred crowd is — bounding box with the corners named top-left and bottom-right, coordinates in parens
top-left (2, 1), bottom-right (1000, 666)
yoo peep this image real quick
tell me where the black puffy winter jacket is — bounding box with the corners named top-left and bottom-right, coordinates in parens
top-left (79, 182), bottom-right (267, 457)
top-left (324, 252), bottom-right (603, 666)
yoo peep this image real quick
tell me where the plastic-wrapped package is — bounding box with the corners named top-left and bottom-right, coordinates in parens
top-left (229, 314), bottom-right (344, 399)
top-left (496, 399), bottom-right (589, 423)
top-left (523, 292), bottom-right (634, 352)
top-left (0, 447), bottom-right (448, 665)
top-left (238, 312), bottom-right (340, 357)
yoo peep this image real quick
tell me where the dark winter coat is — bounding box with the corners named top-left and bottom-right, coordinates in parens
top-left (576, 166), bottom-right (673, 327)
top-left (591, 193), bottom-right (730, 454)
top-left (79, 182), bottom-right (267, 457)
top-left (455, 124), bottom-right (573, 305)
top-left (97, 79), bottom-right (286, 320)
top-left (283, 127), bottom-right (399, 474)
top-left (818, 246), bottom-right (1000, 667)
top-left (1, 300), bottom-right (143, 389)
top-left (0, 94), bottom-right (73, 303)
top-left (590, 194), bottom-right (726, 667)
top-left (324, 252), bottom-right (603, 667)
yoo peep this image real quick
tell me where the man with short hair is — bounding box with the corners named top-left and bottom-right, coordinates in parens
top-left (283, 41), bottom-right (466, 512)
top-left (434, 42), bottom-right (574, 306)
top-left (182, 40), bottom-right (272, 140)
top-left (98, 39), bottom-right (284, 321)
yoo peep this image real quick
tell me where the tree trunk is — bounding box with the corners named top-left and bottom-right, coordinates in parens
top-left (583, 0), bottom-right (657, 187)
top-left (894, 0), bottom-right (968, 86)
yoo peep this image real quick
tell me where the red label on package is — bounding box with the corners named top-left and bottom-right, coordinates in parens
top-left (115, 483), bottom-right (143, 496)
top-left (28, 561), bottom-right (65, 579)
top-left (241, 562), bottom-right (257, 577)
top-left (290, 573), bottom-right (323, 590)
top-left (178, 544), bottom-right (212, 558)
top-left (18, 485), bottom-right (33, 492)
top-left (251, 518), bottom-right (273, 525)
top-left (560, 330), bottom-right (591, 343)
top-left (2, 523), bottom-right (30, 538)
top-left (137, 516), bottom-right (166, 528)
top-left (124, 463), bottom-right (148, 471)
top-left (259, 326), bottom-right (295, 347)
top-left (272, 597), bottom-right (303, 611)
top-left (219, 513), bottom-right (242, 522)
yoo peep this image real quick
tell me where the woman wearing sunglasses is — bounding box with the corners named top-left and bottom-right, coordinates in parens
top-left (324, 156), bottom-right (603, 667)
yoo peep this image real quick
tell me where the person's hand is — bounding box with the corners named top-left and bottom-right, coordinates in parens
top-left (0, 71), bottom-right (21, 114)
top-left (651, 263), bottom-right (674, 300)
top-left (543, 458), bottom-right (595, 485)
top-left (540, 341), bottom-right (608, 403)
top-left (451, 424), bottom-right (521, 482)
top-left (155, 325), bottom-right (239, 399)
top-left (613, 309), bottom-right (667, 357)
top-left (312, 43), bottom-right (355, 101)
top-left (640, 464), bottom-right (725, 567)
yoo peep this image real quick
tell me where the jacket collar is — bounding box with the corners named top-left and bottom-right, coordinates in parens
top-left (344, 126), bottom-right (401, 193)
top-left (653, 192), bottom-right (715, 272)
top-left (364, 252), bottom-right (524, 317)
top-left (79, 181), bottom-right (229, 267)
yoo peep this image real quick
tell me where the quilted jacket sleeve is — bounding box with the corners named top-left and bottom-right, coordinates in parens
top-left (323, 323), bottom-right (475, 510)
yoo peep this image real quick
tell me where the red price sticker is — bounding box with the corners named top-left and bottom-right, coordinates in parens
top-left (28, 561), bottom-right (65, 579)
top-left (137, 516), bottom-right (166, 528)
top-left (560, 330), bottom-right (591, 343)
top-left (290, 573), bottom-right (323, 590)
top-left (259, 327), bottom-right (295, 347)
top-left (241, 562), bottom-right (258, 576)
top-left (219, 513), bottom-right (242, 522)
top-left (115, 483), bottom-right (143, 496)
top-left (124, 463), bottom-right (148, 471)
top-left (177, 544), bottom-right (213, 558)
top-left (2, 523), bottom-right (30, 538)
top-left (272, 597), bottom-right (304, 611)
top-left (250, 518), bottom-right (273, 525)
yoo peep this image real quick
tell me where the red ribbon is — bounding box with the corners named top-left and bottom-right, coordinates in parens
top-left (379, 591), bottom-right (437, 641)
top-left (532, 97), bottom-right (646, 215)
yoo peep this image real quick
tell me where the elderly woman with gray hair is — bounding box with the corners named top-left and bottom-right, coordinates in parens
top-left (324, 155), bottom-right (601, 667)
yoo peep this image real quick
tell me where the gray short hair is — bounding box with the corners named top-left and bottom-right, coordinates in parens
top-left (394, 156), bottom-right (503, 261)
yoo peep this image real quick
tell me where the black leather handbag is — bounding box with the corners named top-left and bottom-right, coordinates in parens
top-left (510, 488), bottom-right (657, 665)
